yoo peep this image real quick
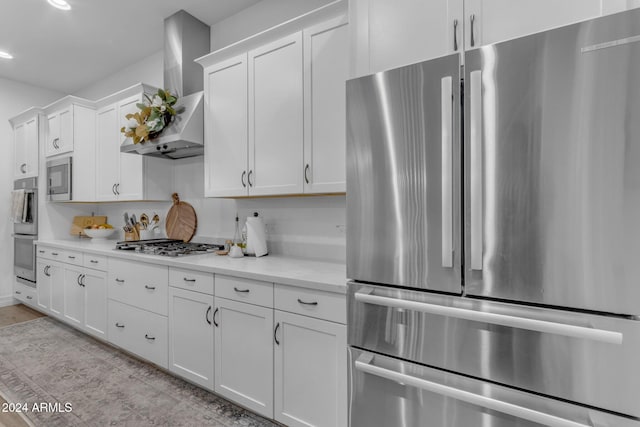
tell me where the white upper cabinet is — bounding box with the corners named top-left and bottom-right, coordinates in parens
top-left (249, 32), bottom-right (304, 196)
top-left (198, 4), bottom-right (348, 198)
top-left (95, 85), bottom-right (173, 202)
top-left (10, 110), bottom-right (40, 179)
top-left (351, 0), bottom-right (619, 76)
top-left (46, 106), bottom-right (74, 156)
top-left (464, 0), bottom-right (602, 49)
top-left (204, 54), bottom-right (249, 197)
top-left (351, 0), bottom-right (462, 76)
top-left (303, 16), bottom-right (349, 194)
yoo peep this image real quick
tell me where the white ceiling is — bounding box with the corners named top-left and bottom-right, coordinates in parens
top-left (0, 0), bottom-right (261, 94)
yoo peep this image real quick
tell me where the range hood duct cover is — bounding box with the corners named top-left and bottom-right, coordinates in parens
top-left (121, 10), bottom-right (210, 159)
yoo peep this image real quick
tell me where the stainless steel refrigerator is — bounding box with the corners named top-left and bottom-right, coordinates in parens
top-left (347, 9), bottom-right (640, 427)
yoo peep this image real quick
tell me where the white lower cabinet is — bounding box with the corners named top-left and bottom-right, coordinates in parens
top-left (108, 299), bottom-right (168, 369)
top-left (274, 310), bottom-right (347, 427)
top-left (63, 265), bottom-right (85, 328)
top-left (168, 287), bottom-right (214, 390)
top-left (214, 297), bottom-right (274, 418)
top-left (83, 269), bottom-right (107, 339)
top-left (49, 263), bottom-right (64, 319)
top-left (36, 259), bottom-right (52, 311)
top-left (13, 280), bottom-right (37, 307)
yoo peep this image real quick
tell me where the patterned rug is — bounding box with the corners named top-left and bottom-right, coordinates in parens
top-left (0, 317), bottom-right (278, 427)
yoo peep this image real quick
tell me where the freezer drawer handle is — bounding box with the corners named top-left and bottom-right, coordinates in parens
top-left (354, 291), bottom-right (623, 345)
top-left (354, 355), bottom-right (590, 427)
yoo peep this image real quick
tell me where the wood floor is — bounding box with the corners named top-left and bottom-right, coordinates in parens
top-left (0, 304), bottom-right (44, 427)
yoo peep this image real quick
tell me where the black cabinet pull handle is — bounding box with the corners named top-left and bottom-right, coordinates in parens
top-left (274, 322), bottom-right (280, 345)
top-left (183, 277), bottom-right (196, 282)
top-left (234, 287), bottom-right (250, 293)
top-left (51, 252), bottom-right (59, 256)
top-left (213, 307), bottom-right (219, 327)
top-left (77, 274), bottom-right (83, 286)
top-left (115, 183), bottom-right (120, 195)
top-left (145, 285), bottom-right (156, 290)
top-left (112, 184), bottom-right (117, 195)
top-left (115, 278), bottom-right (124, 283)
top-left (453, 19), bottom-right (458, 51)
top-left (68, 255), bottom-right (75, 259)
top-left (90, 260), bottom-right (99, 264)
top-left (297, 298), bottom-right (318, 306)
top-left (15, 290), bottom-right (22, 295)
top-left (241, 171), bottom-right (247, 188)
top-left (470, 14), bottom-right (476, 47)
top-left (44, 265), bottom-right (51, 276)
top-left (26, 296), bottom-right (33, 300)
top-left (248, 170), bottom-right (253, 187)
top-left (304, 164), bottom-right (310, 184)
top-left (80, 274), bottom-right (86, 287)
top-left (206, 306), bottom-right (212, 325)
top-left (115, 323), bottom-right (125, 328)
top-left (20, 163), bottom-right (27, 174)
top-left (38, 250), bottom-right (45, 254)
top-left (145, 334), bottom-right (156, 340)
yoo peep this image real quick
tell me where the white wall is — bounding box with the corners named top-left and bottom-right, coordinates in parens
top-left (0, 77), bottom-right (63, 305)
top-left (73, 50), bottom-right (163, 100)
top-left (210, 0), bottom-right (334, 50)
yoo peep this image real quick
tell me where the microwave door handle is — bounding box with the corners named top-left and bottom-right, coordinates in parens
top-left (354, 290), bottom-right (622, 345)
top-left (441, 76), bottom-right (454, 268)
top-left (469, 70), bottom-right (483, 271)
top-left (354, 353), bottom-right (591, 427)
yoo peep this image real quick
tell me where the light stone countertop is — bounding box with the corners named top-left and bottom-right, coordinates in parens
top-left (35, 238), bottom-right (348, 294)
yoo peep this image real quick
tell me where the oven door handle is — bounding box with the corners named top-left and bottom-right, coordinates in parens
top-left (12, 234), bottom-right (37, 240)
top-left (354, 353), bottom-right (591, 427)
top-left (354, 290), bottom-right (623, 345)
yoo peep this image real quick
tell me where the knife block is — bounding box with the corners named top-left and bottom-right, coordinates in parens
top-left (124, 225), bottom-right (140, 241)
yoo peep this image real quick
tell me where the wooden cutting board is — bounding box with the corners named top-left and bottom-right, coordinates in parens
top-left (165, 193), bottom-right (197, 242)
top-left (70, 215), bottom-right (107, 237)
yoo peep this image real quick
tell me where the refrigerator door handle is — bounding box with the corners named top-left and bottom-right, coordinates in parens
top-left (354, 352), bottom-right (591, 427)
top-left (354, 290), bottom-right (623, 345)
top-left (469, 70), bottom-right (483, 270)
top-left (441, 76), bottom-right (454, 268)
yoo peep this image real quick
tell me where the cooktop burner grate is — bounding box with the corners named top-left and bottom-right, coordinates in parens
top-left (115, 239), bottom-right (224, 257)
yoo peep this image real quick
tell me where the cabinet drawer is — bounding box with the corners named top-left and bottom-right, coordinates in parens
top-left (275, 284), bottom-right (346, 324)
top-left (108, 300), bottom-right (168, 369)
top-left (84, 254), bottom-right (108, 271)
top-left (14, 281), bottom-right (37, 307)
top-left (37, 246), bottom-right (65, 261)
top-left (216, 275), bottom-right (273, 307)
top-left (169, 267), bottom-right (214, 295)
top-left (108, 259), bottom-right (168, 315)
top-left (63, 249), bottom-right (83, 266)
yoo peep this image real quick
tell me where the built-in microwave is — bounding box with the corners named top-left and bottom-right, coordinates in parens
top-left (46, 156), bottom-right (72, 201)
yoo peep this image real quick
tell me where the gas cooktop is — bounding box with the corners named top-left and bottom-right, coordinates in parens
top-left (115, 239), bottom-right (224, 257)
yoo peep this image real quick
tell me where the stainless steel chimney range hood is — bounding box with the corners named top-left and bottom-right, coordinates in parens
top-left (120, 10), bottom-right (210, 159)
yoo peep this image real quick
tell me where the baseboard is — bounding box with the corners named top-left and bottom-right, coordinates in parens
top-left (0, 296), bottom-right (18, 307)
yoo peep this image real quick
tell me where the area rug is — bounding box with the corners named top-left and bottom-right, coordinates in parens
top-left (0, 317), bottom-right (278, 427)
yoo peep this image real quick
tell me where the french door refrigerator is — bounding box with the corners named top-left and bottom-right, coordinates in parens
top-left (347, 9), bottom-right (640, 427)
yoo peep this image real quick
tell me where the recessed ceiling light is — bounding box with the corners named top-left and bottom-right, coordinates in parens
top-left (0, 51), bottom-right (13, 60)
top-left (47, 0), bottom-right (71, 11)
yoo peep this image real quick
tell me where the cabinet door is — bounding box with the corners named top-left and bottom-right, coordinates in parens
top-left (58, 107), bottom-right (74, 154)
top-left (36, 260), bottom-right (51, 311)
top-left (303, 17), bottom-right (349, 194)
top-left (13, 122), bottom-right (27, 179)
top-left (84, 269), bottom-right (107, 339)
top-left (117, 96), bottom-right (144, 200)
top-left (214, 297), bottom-right (273, 417)
top-left (24, 117), bottom-right (39, 178)
top-left (168, 287), bottom-right (214, 390)
top-left (95, 105), bottom-right (120, 201)
top-left (274, 311), bottom-right (347, 427)
top-left (45, 112), bottom-right (60, 157)
top-left (248, 32), bottom-right (304, 196)
top-left (204, 54), bottom-right (249, 197)
top-left (464, 0), bottom-right (602, 48)
top-left (63, 265), bottom-right (84, 328)
top-left (355, 0), bottom-right (462, 75)
top-left (49, 262), bottom-right (64, 318)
